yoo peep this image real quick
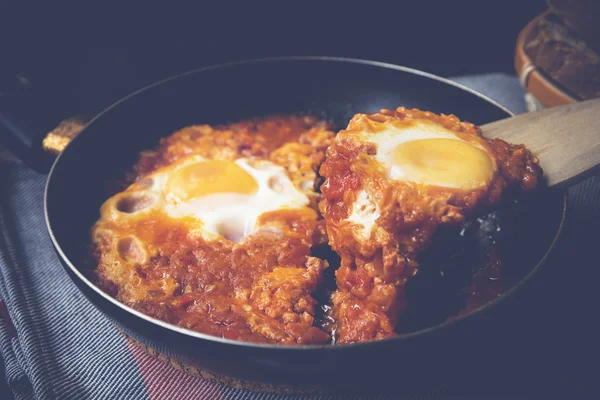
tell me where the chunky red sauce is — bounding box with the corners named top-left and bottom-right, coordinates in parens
top-left (91, 111), bottom-right (542, 345)
top-left (319, 108), bottom-right (542, 344)
top-left (92, 116), bottom-right (335, 344)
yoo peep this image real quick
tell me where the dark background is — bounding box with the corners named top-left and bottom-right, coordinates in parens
top-left (8, 1), bottom-right (596, 399)
top-left (1, 1), bottom-right (548, 122)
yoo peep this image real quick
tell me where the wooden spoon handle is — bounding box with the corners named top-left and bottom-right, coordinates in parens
top-left (481, 98), bottom-right (600, 190)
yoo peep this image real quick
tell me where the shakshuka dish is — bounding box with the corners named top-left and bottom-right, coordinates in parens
top-left (90, 109), bottom-right (542, 345)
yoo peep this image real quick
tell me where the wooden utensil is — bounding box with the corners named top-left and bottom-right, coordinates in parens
top-left (482, 98), bottom-right (600, 190)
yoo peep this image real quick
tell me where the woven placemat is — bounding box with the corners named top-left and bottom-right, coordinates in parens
top-left (118, 328), bottom-right (326, 396)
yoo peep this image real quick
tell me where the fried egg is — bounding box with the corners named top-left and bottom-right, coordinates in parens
top-left (345, 118), bottom-right (497, 238)
top-left (358, 119), bottom-right (496, 189)
top-left (104, 155), bottom-right (310, 243)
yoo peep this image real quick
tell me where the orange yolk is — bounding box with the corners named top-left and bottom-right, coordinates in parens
top-left (166, 160), bottom-right (259, 201)
top-left (392, 138), bottom-right (494, 189)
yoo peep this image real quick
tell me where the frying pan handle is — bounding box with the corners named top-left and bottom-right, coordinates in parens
top-left (0, 73), bottom-right (86, 173)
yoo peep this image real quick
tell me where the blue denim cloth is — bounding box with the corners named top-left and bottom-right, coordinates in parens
top-left (0, 73), bottom-right (598, 399)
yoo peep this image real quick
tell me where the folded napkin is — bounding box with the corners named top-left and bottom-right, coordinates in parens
top-left (1, 74), bottom-right (598, 400)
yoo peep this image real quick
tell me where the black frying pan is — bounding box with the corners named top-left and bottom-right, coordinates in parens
top-left (0, 57), bottom-right (565, 395)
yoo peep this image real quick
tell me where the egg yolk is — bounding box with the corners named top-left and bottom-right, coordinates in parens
top-left (392, 138), bottom-right (493, 189)
top-left (165, 160), bottom-right (259, 201)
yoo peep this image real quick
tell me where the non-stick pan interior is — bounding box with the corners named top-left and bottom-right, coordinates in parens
top-left (45, 58), bottom-right (564, 342)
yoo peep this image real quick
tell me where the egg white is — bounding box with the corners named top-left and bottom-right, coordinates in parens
top-left (346, 189), bottom-right (380, 239)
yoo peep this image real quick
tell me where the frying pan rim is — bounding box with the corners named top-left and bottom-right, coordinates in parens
top-left (43, 56), bottom-right (568, 351)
